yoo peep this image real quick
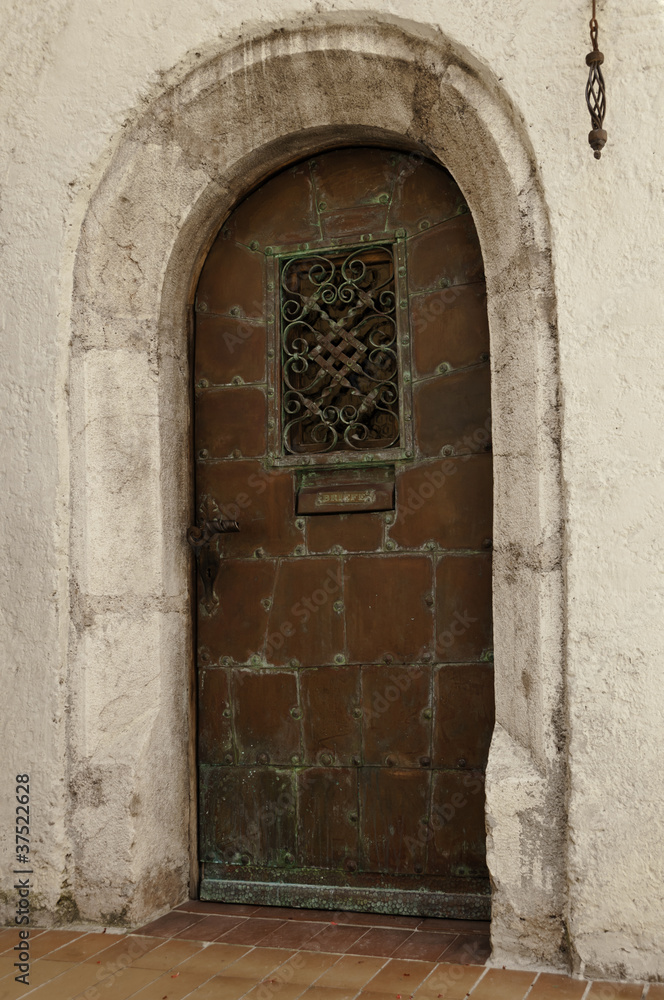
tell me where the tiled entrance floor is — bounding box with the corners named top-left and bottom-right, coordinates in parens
top-left (0, 902), bottom-right (658, 1000)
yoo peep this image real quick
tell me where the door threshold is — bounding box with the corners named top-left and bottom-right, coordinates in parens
top-left (200, 877), bottom-right (490, 920)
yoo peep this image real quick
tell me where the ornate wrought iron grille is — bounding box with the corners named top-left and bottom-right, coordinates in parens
top-left (277, 244), bottom-right (402, 457)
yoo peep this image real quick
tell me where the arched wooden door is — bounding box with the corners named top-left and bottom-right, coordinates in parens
top-left (192, 148), bottom-right (494, 919)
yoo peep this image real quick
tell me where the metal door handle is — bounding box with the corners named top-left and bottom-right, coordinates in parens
top-left (187, 517), bottom-right (239, 614)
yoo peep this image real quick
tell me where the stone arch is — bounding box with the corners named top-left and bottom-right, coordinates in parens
top-left (68, 13), bottom-right (566, 970)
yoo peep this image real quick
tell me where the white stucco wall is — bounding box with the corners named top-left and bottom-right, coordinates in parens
top-left (1, 0), bottom-right (663, 982)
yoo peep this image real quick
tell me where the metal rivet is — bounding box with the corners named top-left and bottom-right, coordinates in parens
top-left (400, 299), bottom-right (408, 308)
top-left (231, 448), bottom-right (242, 459)
top-left (352, 708), bottom-right (363, 720)
top-left (197, 300), bottom-right (208, 312)
top-left (294, 545), bottom-right (305, 556)
top-left (264, 247), bottom-right (273, 255)
top-left (425, 595), bottom-right (434, 607)
top-left (261, 598), bottom-right (272, 611)
top-left (438, 362), bottom-right (452, 375)
top-left (414, 864), bottom-right (423, 874)
top-left (318, 202), bottom-right (326, 211)
top-left (333, 601), bottom-right (344, 613)
top-left (320, 752), bottom-right (333, 766)
top-left (422, 708), bottom-right (432, 720)
top-left (334, 654), bottom-right (345, 664)
top-left (224, 753), bottom-right (233, 764)
top-left (230, 306), bottom-right (240, 317)
top-left (254, 548), bottom-right (264, 558)
top-left (267, 282), bottom-right (275, 292)
top-left (422, 652), bottom-right (432, 663)
top-left (250, 654), bottom-right (261, 666)
top-left (480, 352), bottom-right (490, 362)
top-left (379, 193), bottom-right (389, 204)
top-left (352, 756), bottom-right (361, 766)
top-left (458, 758), bottom-right (467, 768)
top-left (257, 752), bottom-right (269, 765)
top-left (403, 371), bottom-right (411, 383)
top-left (349, 812), bottom-right (358, 823)
top-left (290, 755), bottom-right (300, 764)
top-left (231, 375), bottom-right (244, 385)
top-left (419, 219), bottom-right (430, 230)
top-left (249, 240), bottom-right (259, 250)
top-left (198, 449), bottom-right (209, 459)
top-left (395, 228), bottom-right (406, 238)
top-left (295, 518), bottom-right (305, 531)
top-left (222, 708), bottom-right (231, 718)
top-left (420, 756), bottom-right (432, 767)
top-left (289, 658), bottom-right (300, 668)
top-left (197, 379), bottom-right (209, 388)
top-left (386, 755), bottom-right (397, 766)
top-left (267, 388), bottom-right (274, 398)
top-left (346, 860), bottom-right (358, 872)
top-left (290, 707), bottom-right (302, 719)
top-left (441, 445), bottom-right (455, 458)
top-left (221, 656), bottom-right (232, 666)
top-left (398, 266), bottom-right (406, 276)
top-left (384, 653), bottom-right (394, 664)
top-left (385, 540), bottom-right (396, 551)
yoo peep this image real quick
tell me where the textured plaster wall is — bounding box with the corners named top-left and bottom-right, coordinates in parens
top-left (0, 0), bottom-right (663, 982)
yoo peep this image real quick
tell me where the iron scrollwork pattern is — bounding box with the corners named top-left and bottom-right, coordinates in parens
top-left (279, 245), bottom-right (401, 456)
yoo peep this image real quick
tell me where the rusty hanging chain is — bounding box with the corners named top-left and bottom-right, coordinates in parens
top-left (585, 0), bottom-right (607, 158)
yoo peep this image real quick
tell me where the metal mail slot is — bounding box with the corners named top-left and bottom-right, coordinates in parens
top-left (297, 467), bottom-right (395, 515)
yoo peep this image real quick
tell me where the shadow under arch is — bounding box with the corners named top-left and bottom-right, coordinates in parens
top-left (69, 12), bottom-right (567, 971)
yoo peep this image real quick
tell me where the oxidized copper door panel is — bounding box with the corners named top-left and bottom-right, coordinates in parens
top-left (193, 148), bottom-right (494, 918)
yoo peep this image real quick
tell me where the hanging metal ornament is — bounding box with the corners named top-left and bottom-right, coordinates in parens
top-left (585, 0), bottom-right (607, 158)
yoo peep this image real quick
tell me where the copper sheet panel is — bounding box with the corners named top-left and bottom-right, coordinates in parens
top-left (320, 205), bottom-right (389, 240)
top-left (225, 162), bottom-right (320, 246)
top-left (196, 238), bottom-right (264, 319)
top-left (407, 215), bottom-right (484, 292)
top-left (434, 664), bottom-right (495, 768)
top-left (194, 314), bottom-right (266, 386)
top-left (307, 513), bottom-right (384, 554)
top-left (388, 159), bottom-right (465, 233)
top-left (344, 555), bottom-right (435, 664)
top-left (411, 283), bottom-right (489, 376)
top-left (199, 766), bottom-right (296, 866)
top-left (414, 365), bottom-right (491, 458)
top-left (429, 770), bottom-right (487, 876)
top-left (301, 666), bottom-right (361, 766)
top-left (231, 669), bottom-right (300, 765)
top-left (196, 558), bottom-right (276, 665)
top-left (313, 148), bottom-right (398, 212)
top-left (196, 461), bottom-right (302, 558)
top-left (298, 768), bottom-right (359, 868)
top-left (435, 555), bottom-right (493, 663)
top-left (361, 664), bottom-right (432, 767)
top-left (198, 667), bottom-right (233, 764)
top-left (389, 454), bottom-right (493, 551)
top-left (264, 557), bottom-right (345, 667)
top-left (359, 768), bottom-right (430, 873)
top-left (195, 386), bottom-right (267, 459)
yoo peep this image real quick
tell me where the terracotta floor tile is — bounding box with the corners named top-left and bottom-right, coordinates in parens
top-left (417, 918), bottom-right (490, 934)
top-left (272, 950), bottom-right (340, 984)
top-left (175, 913), bottom-right (244, 941)
top-left (0, 930), bottom-right (23, 955)
top-left (438, 932), bottom-right (490, 965)
top-left (73, 964), bottom-right (164, 999)
top-left (647, 989), bottom-right (664, 1000)
top-left (186, 976), bottom-right (255, 1000)
top-left (253, 905), bottom-right (324, 921)
top-left (528, 973), bottom-right (588, 999)
top-left (89, 933), bottom-right (161, 970)
top-left (176, 942), bottom-right (251, 975)
top-left (0, 977), bottom-right (34, 1000)
top-left (131, 937), bottom-right (205, 969)
top-left (260, 921), bottom-right (326, 950)
top-left (220, 918), bottom-right (287, 946)
top-left (335, 912), bottom-right (422, 929)
top-left (136, 909), bottom-right (202, 938)
top-left (7, 958), bottom-right (74, 989)
top-left (316, 955), bottom-right (387, 989)
top-left (392, 932), bottom-right (458, 962)
top-left (177, 900), bottom-right (261, 916)
top-left (348, 927), bottom-right (414, 958)
top-left (468, 967), bottom-right (536, 1000)
top-left (218, 947), bottom-right (294, 980)
top-left (304, 924), bottom-right (370, 954)
top-left (363, 957), bottom-right (435, 994)
top-left (299, 988), bottom-right (360, 1000)
top-left (24, 960), bottom-right (115, 1000)
top-left (121, 968), bottom-right (211, 1000)
top-left (47, 930), bottom-right (120, 963)
top-left (587, 985), bottom-right (644, 1000)
top-left (27, 930), bottom-right (86, 959)
top-left (0, 958), bottom-right (20, 980)
top-left (413, 962), bottom-right (486, 999)
top-left (242, 983), bottom-right (306, 1000)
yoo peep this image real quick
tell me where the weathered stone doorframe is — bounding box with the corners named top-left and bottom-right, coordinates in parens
top-left (68, 14), bottom-right (567, 970)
